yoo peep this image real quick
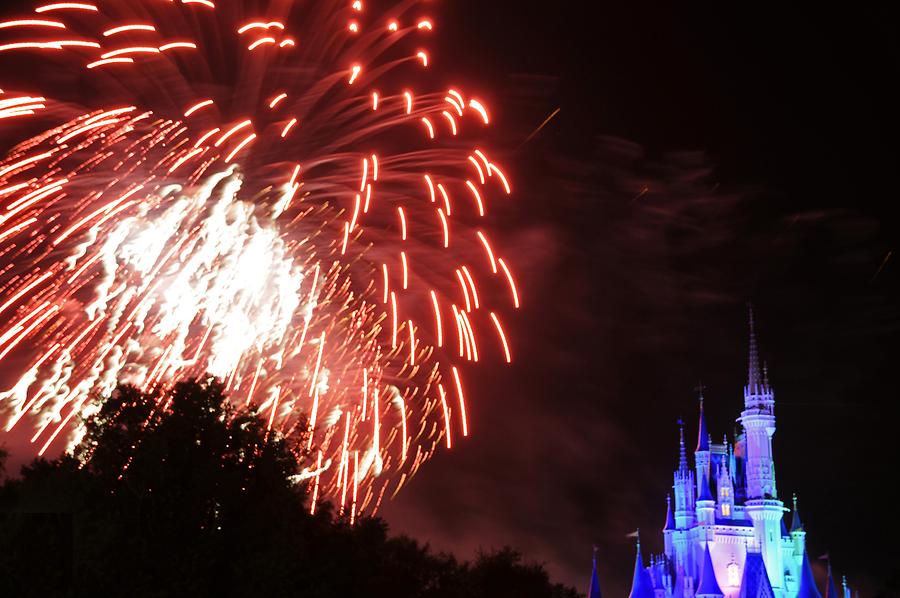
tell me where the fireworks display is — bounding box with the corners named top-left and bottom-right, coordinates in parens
top-left (0, 0), bottom-right (517, 518)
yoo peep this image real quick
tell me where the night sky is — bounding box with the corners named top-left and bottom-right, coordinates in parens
top-left (3, 1), bottom-right (899, 596)
top-left (381, 1), bottom-right (900, 596)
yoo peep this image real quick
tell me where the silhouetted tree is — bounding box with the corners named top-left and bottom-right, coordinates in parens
top-left (1, 378), bottom-right (580, 598)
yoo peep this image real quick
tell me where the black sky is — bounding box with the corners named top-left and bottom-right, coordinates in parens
top-left (382, 1), bottom-right (900, 596)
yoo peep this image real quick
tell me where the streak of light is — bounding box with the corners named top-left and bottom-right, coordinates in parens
top-left (184, 99), bottom-right (214, 117)
top-left (452, 366), bottom-right (468, 436)
top-left (489, 312), bottom-right (511, 363)
top-left (498, 258), bottom-right (520, 308)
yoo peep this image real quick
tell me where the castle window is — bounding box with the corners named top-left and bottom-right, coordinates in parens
top-left (727, 563), bottom-right (740, 587)
top-left (722, 503), bottom-right (731, 517)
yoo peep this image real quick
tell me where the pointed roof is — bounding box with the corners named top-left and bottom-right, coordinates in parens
top-left (797, 549), bottom-right (823, 598)
top-left (588, 547), bottom-right (602, 598)
top-left (698, 470), bottom-right (714, 502)
top-left (747, 303), bottom-right (763, 391)
top-left (696, 391), bottom-right (710, 452)
top-left (663, 495), bottom-right (675, 531)
top-left (791, 494), bottom-right (804, 532)
top-left (696, 543), bottom-right (724, 597)
top-left (739, 552), bottom-right (775, 598)
top-left (825, 564), bottom-right (839, 598)
top-left (628, 541), bottom-right (655, 598)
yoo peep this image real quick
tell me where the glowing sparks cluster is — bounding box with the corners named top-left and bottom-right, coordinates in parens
top-left (0, 0), bottom-right (517, 518)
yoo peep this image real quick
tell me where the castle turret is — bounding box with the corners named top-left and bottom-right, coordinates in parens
top-left (741, 305), bottom-right (777, 499)
top-left (790, 494), bottom-right (807, 557)
top-left (673, 421), bottom-right (696, 530)
top-left (663, 494), bottom-right (676, 557)
top-left (741, 306), bottom-right (785, 594)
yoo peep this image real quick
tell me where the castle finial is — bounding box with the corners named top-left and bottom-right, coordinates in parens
top-left (747, 302), bottom-right (762, 390)
top-left (677, 419), bottom-right (688, 471)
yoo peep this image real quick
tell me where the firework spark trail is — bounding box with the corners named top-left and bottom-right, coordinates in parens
top-left (0, 0), bottom-right (518, 516)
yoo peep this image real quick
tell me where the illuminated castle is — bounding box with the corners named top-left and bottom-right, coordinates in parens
top-left (588, 309), bottom-right (854, 598)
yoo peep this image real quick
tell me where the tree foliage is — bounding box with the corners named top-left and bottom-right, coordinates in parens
top-left (0, 378), bottom-right (579, 598)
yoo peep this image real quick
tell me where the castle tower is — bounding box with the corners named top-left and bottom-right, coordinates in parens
top-left (671, 420), bottom-right (696, 580)
top-left (741, 306), bottom-right (785, 595)
top-left (741, 305), bottom-right (777, 499)
top-left (673, 421), bottom-right (696, 530)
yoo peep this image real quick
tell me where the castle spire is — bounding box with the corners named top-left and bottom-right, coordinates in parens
top-left (677, 419), bottom-right (688, 472)
top-left (748, 303), bottom-right (762, 391)
top-left (695, 383), bottom-right (709, 452)
top-left (663, 494), bottom-right (675, 531)
top-left (741, 304), bottom-right (778, 497)
top-left (588, 546), bottom-right (603, 598)
top-left (695, 543), bottom-right (724, 598)
top-left (628, 535), bottom-right (655, 598)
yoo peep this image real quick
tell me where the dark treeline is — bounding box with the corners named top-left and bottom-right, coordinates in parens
top-left (0, 378), bottom-right (579, 598)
